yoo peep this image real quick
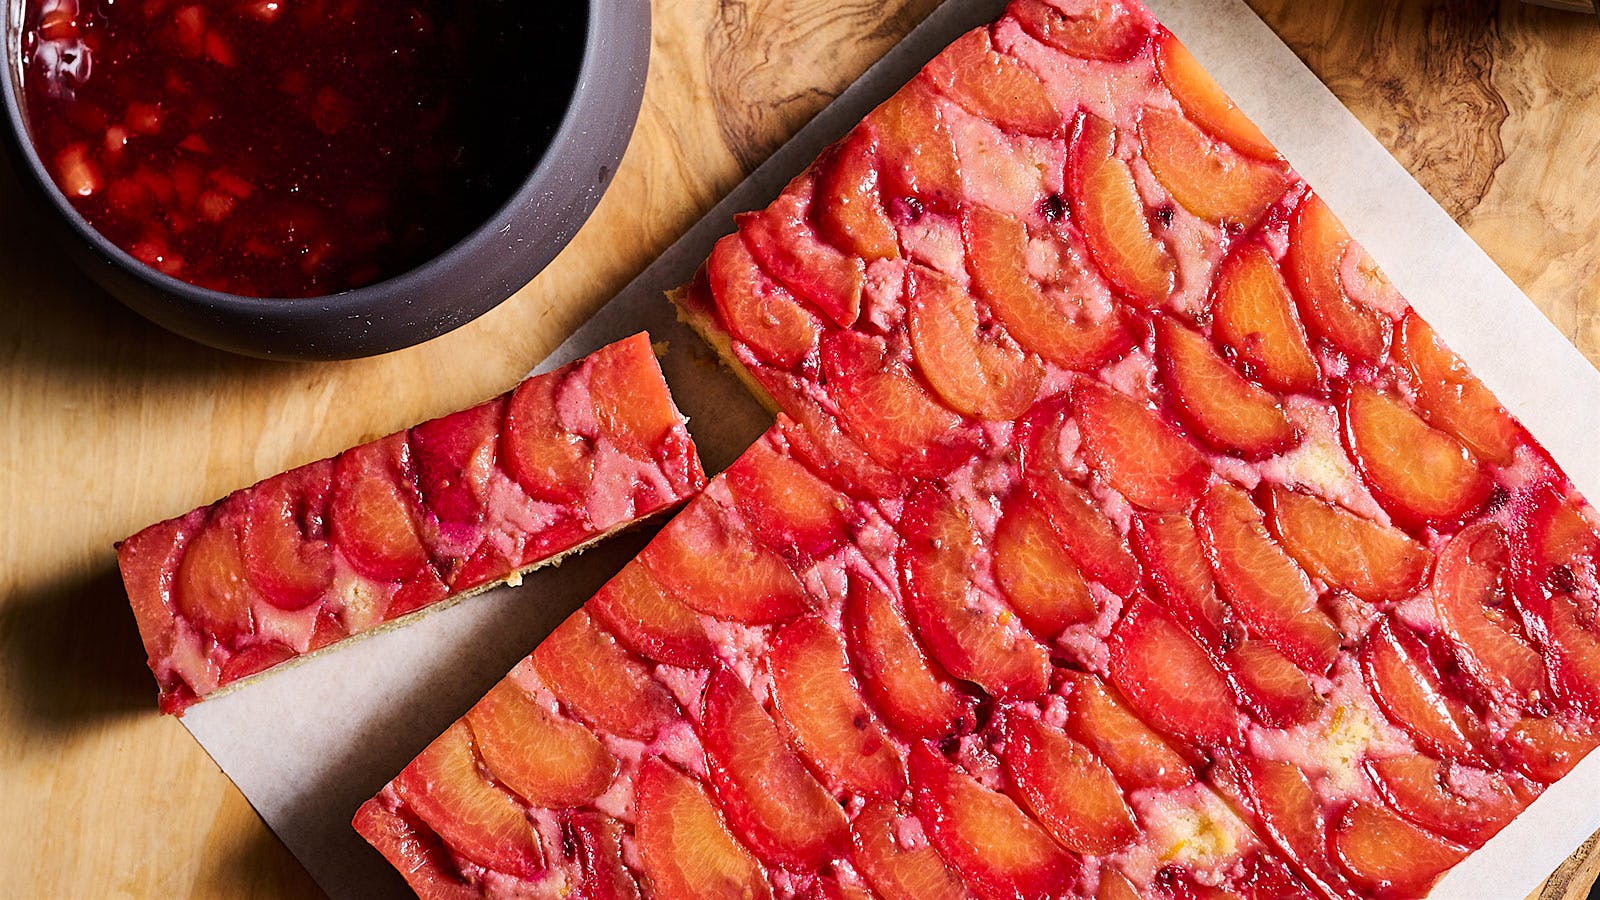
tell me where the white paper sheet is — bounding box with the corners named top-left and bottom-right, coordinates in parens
top-left (183, 1), bottom-right (1600, 897)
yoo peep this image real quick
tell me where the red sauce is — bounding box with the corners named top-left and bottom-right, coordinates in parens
top-left (21, 0), bottom-right (581, 298)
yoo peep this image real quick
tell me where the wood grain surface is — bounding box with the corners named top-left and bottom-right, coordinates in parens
top-left (0, 0), bottom-right (1596, 896)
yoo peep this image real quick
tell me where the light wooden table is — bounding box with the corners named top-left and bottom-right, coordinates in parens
top-left (0, 0), bottom-right (1595, 896)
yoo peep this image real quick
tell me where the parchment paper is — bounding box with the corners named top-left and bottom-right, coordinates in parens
top-left (183, 1), bottom-right (1600, 897)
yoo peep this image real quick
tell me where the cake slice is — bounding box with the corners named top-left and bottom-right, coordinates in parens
top-left (117, 334), bottom-right (705, 714)
top-left (355, 423), bottom-right (1321, 899)
top-left (356, 0), bottom-right (1600, 896)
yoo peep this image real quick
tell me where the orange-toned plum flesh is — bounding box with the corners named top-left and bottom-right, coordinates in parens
top-left (117, 334), bottom-right (704, 715)
top-left (356, 1), bottom-right (1598, 897)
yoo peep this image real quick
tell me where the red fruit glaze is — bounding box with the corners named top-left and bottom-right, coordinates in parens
top-left (21, 0), bottom-right (579, 297)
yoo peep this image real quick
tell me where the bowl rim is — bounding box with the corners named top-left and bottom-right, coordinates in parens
top-left (1, 0), bottom-right (614, 314)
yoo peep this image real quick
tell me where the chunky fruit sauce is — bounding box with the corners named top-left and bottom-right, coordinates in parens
top-left (20, 0), bottom-right (582, 297)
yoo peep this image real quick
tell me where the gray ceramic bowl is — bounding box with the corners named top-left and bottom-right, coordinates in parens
top-left (1, 0), bottom-right (649, 360)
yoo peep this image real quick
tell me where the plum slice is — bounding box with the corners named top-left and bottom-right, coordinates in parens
top-left (769, 616), bottom-right (905, 798)
top-left (708, 232), bottom-right (821, 369)
top-left (738, 179), bottom-right (865, 329)
top-left (867, 78), bottom-right (961, 206)
top-left (993, 490), bottom-right (1098, 637)
top-left (724, 439), bottom-right (852, 559)
top-left (1154, 33), bottom-right (1280, 162)
top-left (1283, 194), bottom-right (1392, 364)
top-left (1109, 599), bottom-right (1241, 747)
top-left (1343, 383), bottom-right (1493, 531)
top-left (1196, 483), bottom-right (1340, 674)
top-left (588, 562), bottom-right (716, 669)
top-left (1395, 312), bottom-right (1519, 467)
top-left (1365, 755), bottom-right (1519, 849)
top-left (1010, 0), bottom-right (1148, 63)
top-left (815, 132), bottom-right (899, 262)
top-left (1210, 241), bottom-right (1320, 394)
top-left (570, 812), bottom-right (642, 900)
top-left (635, 758), bottom-right (771, 900)
top-left (1432, 522), bottom-right (1547, 707)
top-left (502, 366), bottom-right (592, 504)
top-left (642, 495), bottom-right (809, 626)
top-left (699, 669), bottom-right (849, 869)
top-left (850, 799), bottom-right (969, 900)
top-left (1154, 315), bottom-right (1298, 459)
top-left (1070, 112), bottom-right (1175, 307)
top-left (1331, 802), bottom-right (1467, 900)
top-left (531, 610), bottom-right (680, 742)
top-left (175, 509), bottom-right (259, 642)
top-left (925, 28), bottom-right (1061, 136)
top-left (999, 711), bottom-right (1138, 855)
top-left (963, 205), bottom-right (1135, 372)
top-left (843, 574), bottom-right (976, 740)
top-left (330, 434), bottom-right (431, 584)
top-left (907, 264), bottom-right (1044, 421)
top-left (822, 330), bottom-right (973, 478)
top-left (1073, 377), bottom-right (1209, 512)
top-left (1139, 106), bottom-right (1289, 229)
top-left (392, 722), bottom-right (543, 879)
top-left (464, 680), bottom-right (616, 809)
top-left (1263, 484), bottom-right (1430, 604)
top-left (1062, 671), bottom-right (1196, 790)
top-left (1360, 619), bottom-right (1481, 763)
top-left (240, 463), bottom-right (334, 610)
top-left (900, 485), bottom-right (1052, 700)
top-left (909, 745), bottom-right (1078, 900)
top-left (1019, 398), bottom-right (1144, 595)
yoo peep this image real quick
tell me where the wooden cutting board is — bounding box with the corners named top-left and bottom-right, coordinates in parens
top-left (0, 0), bottom-right (1595, 896)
